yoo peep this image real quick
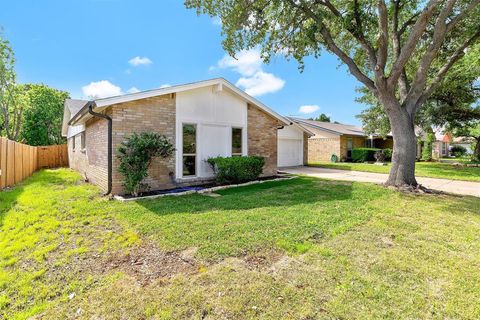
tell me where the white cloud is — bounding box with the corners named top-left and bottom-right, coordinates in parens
top-left (128, 56), bottom-right (153, 66)
top-left (127, 87), bottom-right (140, 94)
top-left (212, 48), bottom-right (285, 96)
top-left (299, 105), bottom-right (320, 114)
top-left (236, 72), bottom-right (285, 97)
top-left (217, 49), bottom-right (263, 77)
top-left (159, 84), bottom-right (171, 88)
top-left (82, 80), bottom-right (123, 99)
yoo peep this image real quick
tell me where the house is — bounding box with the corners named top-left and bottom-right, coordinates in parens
top-left (432, 131), bottom-right (452, 159)
top-left (451, 136), bottom-right (474, 155)
top-left (288, 118), bottom-right (394, 163)
top-left (62, 78), bottom-right (309, 195)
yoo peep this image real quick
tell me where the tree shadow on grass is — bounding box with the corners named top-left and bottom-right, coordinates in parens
top-left (134, 176), bottom-right (355, 216)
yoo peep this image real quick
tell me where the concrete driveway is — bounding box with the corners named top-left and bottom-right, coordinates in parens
top-left (281, 166), bottom-right (480, 198)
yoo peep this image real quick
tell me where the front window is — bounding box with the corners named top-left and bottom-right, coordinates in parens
top-left (232, 128), bottom-right (242, 156)
top-left (81, 132), bottom-right (86, 150)
top-left (182, 124), bottom-right (196, 176)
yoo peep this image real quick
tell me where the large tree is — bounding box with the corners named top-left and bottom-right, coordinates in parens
top-left (20, 84), bottom-right (69, 146)
top-left (0, 33), bottom-right (25, 141)
top-left (186, 0), bottom-right (480, 187)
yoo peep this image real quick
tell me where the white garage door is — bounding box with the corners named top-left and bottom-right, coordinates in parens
top-left (278, 138), bottom-right (303, 167)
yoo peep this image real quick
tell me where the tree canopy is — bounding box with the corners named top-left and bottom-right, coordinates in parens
top-left (20, 84), bottom-right (69, 146)
top-left (309, 113), bottom-right (331, 122)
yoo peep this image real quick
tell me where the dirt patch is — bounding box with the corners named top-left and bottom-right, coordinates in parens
top-left (103, 242), bottom-right (199, 286)
top-left (242, 250), bottom-right (284, 271)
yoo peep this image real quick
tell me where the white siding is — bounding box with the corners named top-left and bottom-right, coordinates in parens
top-left (175, 86), bottom-right (248, 179)
top-left (67, 124), bottom-right (85, 139)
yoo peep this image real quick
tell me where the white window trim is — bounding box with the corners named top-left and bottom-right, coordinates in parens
top-left (180, 123), bottom-right (198, 179)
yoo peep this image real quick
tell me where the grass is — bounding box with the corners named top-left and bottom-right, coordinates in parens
top-left (1, 169), bottom-right (480, 319)
top-left (309, 161), bottom-right (480, 182)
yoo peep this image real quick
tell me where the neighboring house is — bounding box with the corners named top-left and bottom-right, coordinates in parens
top-left (288, 118), bottom-right (393, 162)
top-left (62, 78), bottom-right (309, 195)
top-left (432, 131), bottom-right (452, 159)
top-left (451, 136), bottom-right (473, 155)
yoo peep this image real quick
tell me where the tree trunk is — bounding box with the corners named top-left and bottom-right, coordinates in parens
top-left (474, 137), bottom-right (480, 161)
top-left (385, 107), bottom-right (418, 187)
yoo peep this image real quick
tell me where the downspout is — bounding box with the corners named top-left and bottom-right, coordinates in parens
top-left (88, 103), bottom-right (112, 196)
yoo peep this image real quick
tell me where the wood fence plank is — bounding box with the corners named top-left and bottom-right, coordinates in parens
top-left (0, 138), bottom-right (6, 188)
top-left (6, 140), bottom-right (15, 187)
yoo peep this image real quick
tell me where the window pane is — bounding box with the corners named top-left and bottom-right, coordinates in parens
top-left (183, 156), bottom-right (196, 176)
top-left (232, 128), bottom-right (242, 154)
top-left (183, 124), bottom-right (196, 154)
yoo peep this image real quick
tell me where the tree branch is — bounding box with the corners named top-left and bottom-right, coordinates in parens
top-left (446, 0), bottom-right (480, 33)
top-left (404, 0), bottom-right (457, 114)
top-left (320, 0), bottom-right (378, 69)
top-left (376, 0), bottom-right (388, 74)
top-left (415, 28), bottom-right (480, 111)
top-left (288, 0), bottom-right (376, 91)
top-left (388, 0), bottom-right (441, 87)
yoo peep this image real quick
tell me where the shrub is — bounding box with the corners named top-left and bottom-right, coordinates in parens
top-left (421, 133), bottom-right (435, 161)
top-left (450, 145), bottom-right (467, 157)
top-left (207, 156), bottom-right (265, 184)
top-left (382, 148), bottom-right (393, 161)
top-left (117, 132), bottom-right (175, 196)
top-left (351, 148), bottom-right (380, 162)
top-left (374, 150), bottom-right (386, 163)
top-left (330, 154), bottom-right (339, 163)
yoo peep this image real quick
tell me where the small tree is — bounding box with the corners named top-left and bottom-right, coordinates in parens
top-left (117, 132), bottom-right (175, 196)
top-left (421, 132), bottom-right (435, 161)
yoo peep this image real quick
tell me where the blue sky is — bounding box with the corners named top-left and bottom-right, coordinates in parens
top-left (1, 0), bottom-right (367, 125)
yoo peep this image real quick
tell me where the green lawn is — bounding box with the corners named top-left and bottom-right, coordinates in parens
top-left (1, 169), bottom-right (480, 319)
top-left (309, 161), bottom-right (480, 182)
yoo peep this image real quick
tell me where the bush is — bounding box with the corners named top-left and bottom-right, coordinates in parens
top-left (351, 148), bottom-right (380, 162)
top-left (330, 154), bottom-right (339, 163)
top-left (450, 145), bottom-right (467, 157)
top-left (382, 148), bottom-right (393, 161)
top-left (207, 156), bottom-right (265, 184)
top-left (117, 132), bottom-right (175, 196)
top-left (421, 133), bottom-right (435, 161)
top-left (374, 150), bottom-right (386, 163)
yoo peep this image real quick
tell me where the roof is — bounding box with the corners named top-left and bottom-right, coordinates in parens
top-left (289, 117), bottom-right (366, 136)
top-left (68, 78), bottom-right (292, 127)
top-left (61, 99), bottom-right (89, 136)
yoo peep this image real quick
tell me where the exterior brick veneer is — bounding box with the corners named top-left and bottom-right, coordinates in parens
top-left (308, 138), bottom-right (341, 162)
top-left (110, 94), bottom-right (176, 195)
top-left (247, 104), bottom-right (280, 176)
top-left (68, 115), bottom-right (109, 190)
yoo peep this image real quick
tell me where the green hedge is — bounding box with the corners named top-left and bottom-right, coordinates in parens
top-left (383, 148), bottom-right (393, 161)
top-left (351, 148), bottom-right (380, 162)
top-left (207, 156), bottom-right (265, 184)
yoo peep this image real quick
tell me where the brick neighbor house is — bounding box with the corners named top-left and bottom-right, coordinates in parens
top-left (62, 78), bottom-right (310, 195)
top-left (288, 118), bottom-right (394, 163)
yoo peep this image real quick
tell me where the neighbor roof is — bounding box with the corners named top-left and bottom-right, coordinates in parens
top-left (289, 117), bottom-right (366, 136)
top-left (61, 99), bottom-right (89, 136)
top-left (68, 78), bottom-right (292, 126)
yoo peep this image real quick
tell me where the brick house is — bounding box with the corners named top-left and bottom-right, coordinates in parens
top-left (288, 118), bottom-right (394, 163)
top-left (62, 78), bottom-right (309, 195)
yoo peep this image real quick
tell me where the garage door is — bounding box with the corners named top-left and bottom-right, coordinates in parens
top-left (278, 138), bottom-right (303, 167)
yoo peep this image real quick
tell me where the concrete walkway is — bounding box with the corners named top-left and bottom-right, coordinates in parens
top-left (281, 166), bottom-right (480, 197)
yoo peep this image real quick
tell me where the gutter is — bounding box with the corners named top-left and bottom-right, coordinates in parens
top-left (88, 102), bottom-right (113, 196)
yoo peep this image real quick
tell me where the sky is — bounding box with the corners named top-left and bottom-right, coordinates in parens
top-left (1, 0), bottom-right (368, 125)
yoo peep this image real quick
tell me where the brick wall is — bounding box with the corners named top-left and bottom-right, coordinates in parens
top-left (303, 132), bottom-right (309, 165)
top-left (68, 115), bottom-right (109, 191)
top-left (307, 138), bottom-right (341, 162)
top-left (111, 94), bottom-right (176, 195)
top-left (247, 104), bottom-right (280, 176)
top-left (340, 135), bottom-right (365, 160)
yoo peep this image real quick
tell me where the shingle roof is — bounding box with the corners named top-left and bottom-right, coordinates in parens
top-left (289, 117), bottom-right (366, 136)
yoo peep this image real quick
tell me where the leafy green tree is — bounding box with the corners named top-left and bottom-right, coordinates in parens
top-left (0, 32), bottom-right (25, 140)
top-left (20, 84), bottom-right (69, 146)
top-left (309, 113), bottom-right (331, 122)
top-left (452, 122), bottom-right (480, 160)
top-left (186, 0), bottom-right (480, 187)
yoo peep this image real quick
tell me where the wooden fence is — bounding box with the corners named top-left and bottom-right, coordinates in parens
top-left (0, 137), bottom-right (68, 189)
